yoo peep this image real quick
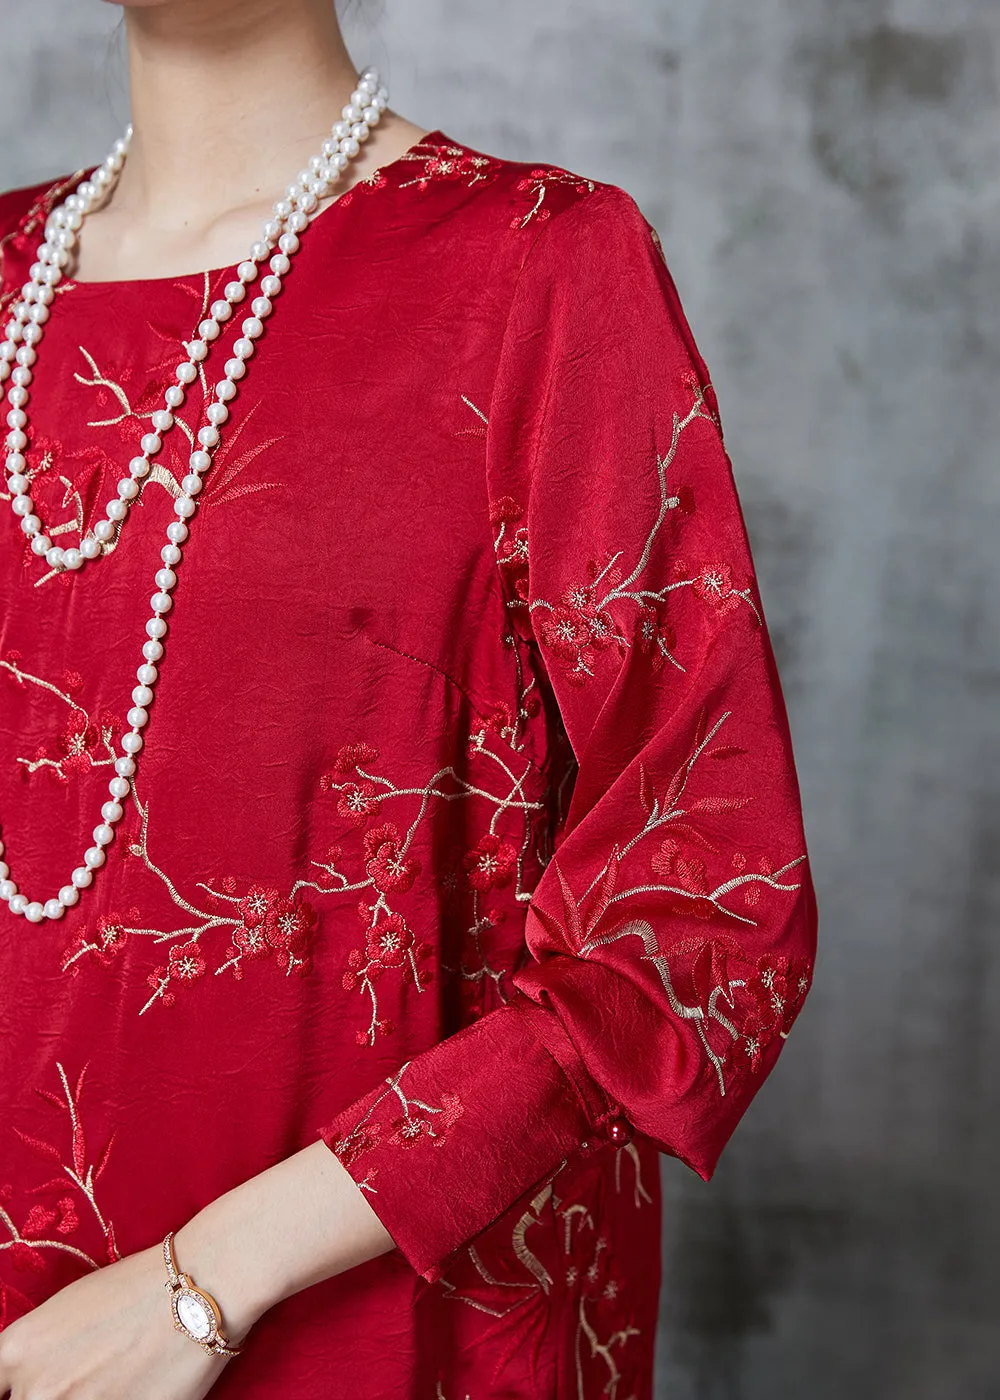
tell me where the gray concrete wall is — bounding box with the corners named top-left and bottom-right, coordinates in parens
top-left (3, 2), bottom-right (998, 1395)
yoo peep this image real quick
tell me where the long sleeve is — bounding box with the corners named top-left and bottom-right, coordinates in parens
top-left (317, 181), bottom-right (817, 1283)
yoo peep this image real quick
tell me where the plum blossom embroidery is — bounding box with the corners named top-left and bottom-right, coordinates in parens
top-left (328, 1064), bottom-right (465, 1189)
top-left (319, 730), bottom-right (545, 1046)
top-left (0, 1060), bottom-right (120, 1319)
top-left (0, 653), bottom-right (120, 782)
top-left (512, 167), bottom-right (597, 230)
top-left (486, 380), bottom-right (763, 687)
top-left (527, 709), bottom-right (812, 1094)
top-left (398, 142), bottom-right (501, 193)
top-left (437, 1161), bottom-right (648, 1398)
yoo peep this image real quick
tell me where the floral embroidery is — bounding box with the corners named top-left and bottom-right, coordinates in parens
top-left (512, 167), bottom-right (597, 230)
top-left (328, 1065), bottom-right (465, 1181)
top-left (0, 652), bottom-right (121, 783)
top-left (482, 381), bottom-right (763, 688)
top-left (398, 143), bottom-right (501, 193)
top-left (0, 1060), bottom-right (119, 1326)
top-left (528, 709), bottom-right (812, 1093)
top-left (437, 1156), bottom-right (649, 1398)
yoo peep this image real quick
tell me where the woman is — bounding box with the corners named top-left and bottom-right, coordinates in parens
top-left (0, 0), bottom-right (817, 1396)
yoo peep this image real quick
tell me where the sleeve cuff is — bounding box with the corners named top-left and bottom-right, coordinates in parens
top-left (316, 998), bottom-right (614, 1282)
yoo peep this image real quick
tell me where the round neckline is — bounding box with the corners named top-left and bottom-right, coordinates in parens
top-left (59, 128), bottom-right (449, 295)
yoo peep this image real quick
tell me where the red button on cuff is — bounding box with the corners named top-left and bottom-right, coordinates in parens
top-left (606, 1117), bottom-right (633, 1146)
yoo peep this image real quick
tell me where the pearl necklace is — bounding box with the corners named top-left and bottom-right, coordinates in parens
top-left (0, 68), bottom-right (389, 923)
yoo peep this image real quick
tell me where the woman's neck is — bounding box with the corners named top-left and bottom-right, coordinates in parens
top-left (118, 0), bottom-right (360, 229)
top-left (74, 0), bottom-right (427, 281)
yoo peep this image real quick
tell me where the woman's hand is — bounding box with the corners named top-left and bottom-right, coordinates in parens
top-left (0, 1242), bottom-right (233, 1400)
top-left (0, 1139), bottom-right (394, 1398)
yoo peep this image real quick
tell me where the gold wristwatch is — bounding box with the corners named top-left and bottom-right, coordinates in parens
top-left (162, 1230), bottom-right (244, 1358)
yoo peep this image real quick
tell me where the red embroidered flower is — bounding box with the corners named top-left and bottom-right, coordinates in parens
top-left (55, 713), bottom-right (100, 775)
top-left (167, 940), bottom-right (206, 982)
top-left (365, 912), bottom-right (413, 969)
top-left (497, 525), bottom-right (530, 574)
top-left (363, 823), bottom-right (421, 893)
top-left (324, 741), bottom-right (379, 776)
top-left (634, 603), bottom-right (677, 666)
top-left (693, 563), bottom-right (740, 611)
top-left (8, 1241), bottom-right (46, 1274)
top-left (266, 897), bottom-right (316, 956)
top-left (488, 495), bottom-right (523, 526)
top-left (388, 1114), bottom-right (433, 1147)
top-left (92, 914), bottom-right (129, 965)
top-left (233, 922), bottom-right (272, 959)
top-left (333, 1122), bottom-right (381, 1167)
top-left (238, 885), bottom-right (279, 930)
top-left (337, 780), bottom-right (382, 826)
top-left (463, 833), bottom-right (518, 891)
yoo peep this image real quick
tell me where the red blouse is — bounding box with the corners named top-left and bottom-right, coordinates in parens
top-left (0, 131), bottom-right (817, 1398)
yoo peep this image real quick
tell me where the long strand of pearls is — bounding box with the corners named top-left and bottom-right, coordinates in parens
top-left (0, 68), bottom-right (389, 923)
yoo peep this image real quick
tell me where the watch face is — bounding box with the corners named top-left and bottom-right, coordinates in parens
top-left (175, 1289), bottom-right (215, 1341)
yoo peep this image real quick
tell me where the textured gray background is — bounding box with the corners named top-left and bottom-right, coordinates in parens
top-left (3, 2), bottom-right (998, 1396)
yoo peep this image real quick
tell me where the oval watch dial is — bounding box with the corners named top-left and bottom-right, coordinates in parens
top-left (177, 1290), bottom-right (214, 1340)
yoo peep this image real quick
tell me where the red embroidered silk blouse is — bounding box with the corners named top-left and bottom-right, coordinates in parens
top-left (0, 132), bottom-right (817, 1398)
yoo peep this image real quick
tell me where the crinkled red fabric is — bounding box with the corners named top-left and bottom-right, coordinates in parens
top-left (0, 131), bottom-right (816, 1397)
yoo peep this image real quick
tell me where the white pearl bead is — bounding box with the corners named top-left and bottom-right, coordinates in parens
top-left (211, 300), bottom-right (232, 322)
top-left (252, 296), bottom-right (272, 318)
top-left (132, 682), bottom-right (155, 706)
top-left (118, 478), bottom-right (139, 500)
top-left (94, 824), bottom-right (115, 846)
top-left (63, 548), bottom-right (83, 570)
top-left (24, 902), bottom-right (45, 923)
top-left (238, 260), bottom-right (257, 283)
top-left (166, 521), bottom-right (188, 543)
top-left (242, 317), bottom-right (264, 340)
top-left (128, 704), bottom-right (149, 727)
top-left (187, 339), bottom-right (208, 361)
top-left (59, 885), bottom-right (81, 906)
top-left (206, 401), bottom-right (229, 425)
top-left (94, 519), bottom-right (115, 542)
top-left (173, 497), bottom-right (196, 519)
top-left (176, 362), bottom-right (198, 384)
top-left (142, 640), bottom-right (164, 663)
top-left (215, 379), bottom-right (237, 402)
top-left (196, 425), bottom-right (220, 448)
top-left (165, 383), bottom-right (186, 406)
top-left (115, 754), bottom-right (138, 776)
top-left (20, 514), bottom-right (40, 536)
top-left (181, 474), bottom-right (202, 496)
top-left (8, 894), bottom-right (28, 915)
top-left (154, 568), bottom-right (177, 590)
top-left (189, 450), bottom-right (211, 472)
top-left (11, 493), bottom-right (32, 516)
top-left (110, 775), bottom-right (132, 797)
top-left (31, 534), bottom-right (50, 556)
top-left (225, 281), bottom-right (246, 303)
top-left (260, 275), bottom-right (282, 298)
top-left (106, 499), bottom-right (127, 522)
top-left (45, 898), bottom-right (67, 919)
top-left (0, 861), bottom-right (7, 879)
top-left (151, 409), bottom-right (173, 431)
top-left (150, 592), bottom-right (172, 613)
top-left (224, 358), bottom-right (246, 381)
top-left (81, 536), bottom-right (101, 559)
top-left (0, 879), bottom-right (17, 901)
top-left (45, 546), bottom-right (64, 568)
top-left (288, 211), bottom-right (308, 233)
top-left (83, 846), bottom-right (106, 868)
top-left (121, 731), bottom-right (144, 754)
top-left (129, 455), bottom-right (151, 477)
top-left (102, 800), bottom-right (124, 824)
top-left (140, 432), bottom-right (162, 455)
top-left (146, 617), bottom-right (167, 639)
top-left (233, 338), bottom-right (254, 361)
